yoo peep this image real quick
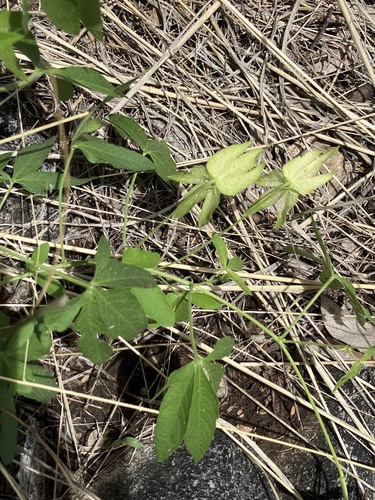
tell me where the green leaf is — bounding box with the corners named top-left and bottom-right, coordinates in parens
top-left (203, 362), bottom-right (225, 394)
top-left (167, 292), bottom-right (189, 323)
top-left (95, 236), bottom-right (111, 273)
top-left (73, 118), bottom-right (103, 142)
top-left (55, 77), bottom-right (74, 101)
top-left (79, 0), bottom-right (102, 41)
top-left (227, 257), bottom-right (243, 271)
top-left (198, 187), bottom-right (220, 227)
top-left (74, 290), bottom-right (107, 335)
top-left (131, 287), bottom-right (175, 327)
top-left (0, 311), bottom-right (10, 328)
top-left (94, 260), bottom-right (156, 288)
top-left (16, 363), bottom-right (56, 403)
top-left (282, 245), bottom-right (326, 266)
top-left (256, 170), bottom-right (284, 187)
top-left (190, 293), bottom-right (221, 310)
top-left (0, 47), bottom-right (27, 80)
top-left (174, 183), bottom-right (209, 219)
top-left (244, 184), bottom-right (287, 218)
top-left (50, 67), bottom-right (117, 96)
top-left (108, 114), bottom-right (148, 151)
top-left (122, 248), bottom-right (160, 268)
top-left (78, 336), bottom-right (113, 365)
top-left (13, 136), bottom-right (55, 177)
top-left (26, 243), bottom-right (63, 297)
top-left (169, 166), bottom-right (209, 184)
top-left (155, 351), bottom-right (226, 463)
top-left (111, 436), bottom-right (144, 449)
top-left (14, 30), bottom-right (41, 68)
top-left (336, 276), bottom-right (375, 327)
top-left (34, 273), bottom-right (64, 298)
top-left (0, 385), bottom-right (17, 465)
top-left (0, 11), bottom-right (28, 79)
top-left (206, 141), bottom-right (265, 196)
top-left (95, 288), bottom-right (148, 339)
top-left (41, 0), bottom-right (80, 35)
top-left (155, 362), bottom-right (195, 461)
top-left (226, 269), bottom-right (252, 295)
top-left (144, 139), bottom-right (177, 182)
top-left (212, 233), bottom-right (228, 268)
top-left (333, 347), bottom-right (375, 392)
top-left (0, 152), bottom-right (12, 171)
top-left (29, 242), bottom-right (50, 270)
top-left (274, 189), bottom-right (299, 228)
top-left (10, 138), bottom-right (94, 194)
top-left (5, 321), bottom-right (34, 356)
top-left (26, 324), bottom-right (52, 361)
top-left (73, 136), bottom-right (156, 171)
top-left (205, 337), bottom-right (234, 361)
top-left (183, 363), bottom-right (219, 463)
top-left (44, 294), bottom-right (88, 332)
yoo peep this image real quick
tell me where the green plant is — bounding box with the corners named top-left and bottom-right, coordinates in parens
top-left (170, 142), bottom-right (337, 228)
top-left (0, 4), bottom-right (373, 500)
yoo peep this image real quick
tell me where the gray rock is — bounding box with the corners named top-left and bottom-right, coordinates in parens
top-left (262, 366), bottom-right (375, 500)
top-left (92, 430), bottom-right (277, 500)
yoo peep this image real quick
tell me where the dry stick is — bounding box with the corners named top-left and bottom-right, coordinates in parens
top-left (0, 113), bottom-right (89, 147)
top-left (109, 1), bottom-right (222, 115)
top-left (219, 0), bottom-right (375, 137)
top-left (335, 0), bottom-right (375, 90)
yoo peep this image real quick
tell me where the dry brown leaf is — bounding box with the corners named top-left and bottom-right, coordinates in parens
top-left (321, 295), bottom-right (375, 352)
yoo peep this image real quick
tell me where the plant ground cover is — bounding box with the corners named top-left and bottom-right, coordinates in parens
top-left (0, 0), bottom-right (375, 498)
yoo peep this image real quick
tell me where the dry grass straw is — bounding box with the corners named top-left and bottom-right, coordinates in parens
top-left (1, 0), bottom-right (375, 497)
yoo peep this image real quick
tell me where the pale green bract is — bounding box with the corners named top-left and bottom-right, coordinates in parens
top-left (169, 141), bottom-right (266, 226)
top-left (282, 148), bottom-right (336, 195)
top-left (206, 141), bottom-right (265, 196)
top-left (254, 147), bottom-right (337, 227)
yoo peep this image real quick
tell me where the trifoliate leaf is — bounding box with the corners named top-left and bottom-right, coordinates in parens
top-left (155, 362), bottom-right (195, 461)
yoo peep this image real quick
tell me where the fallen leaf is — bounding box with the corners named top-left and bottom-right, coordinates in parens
top-left (321, 295), bottom-right (375, 352)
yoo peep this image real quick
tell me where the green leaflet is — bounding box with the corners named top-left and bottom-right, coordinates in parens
top-left (122, 248), bottom-right (161, 268)
top-left (109, 114), bottom-right (176, 182)
top-left (212, 233), bottom-right (251, 294)
top-left (51, 66), bottom-right (116, 96)
top-left (41, 0), bottom-right (80, 35)
top-left (0, 136), bottom-right (94, 196)
top-left (155, 337), bottom-right (234, 463)
top-left (73, 135), bottom-right (156, 172)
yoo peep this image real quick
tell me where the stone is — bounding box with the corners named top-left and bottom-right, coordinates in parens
top-left (92, 430), bottom-right (278, 500)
